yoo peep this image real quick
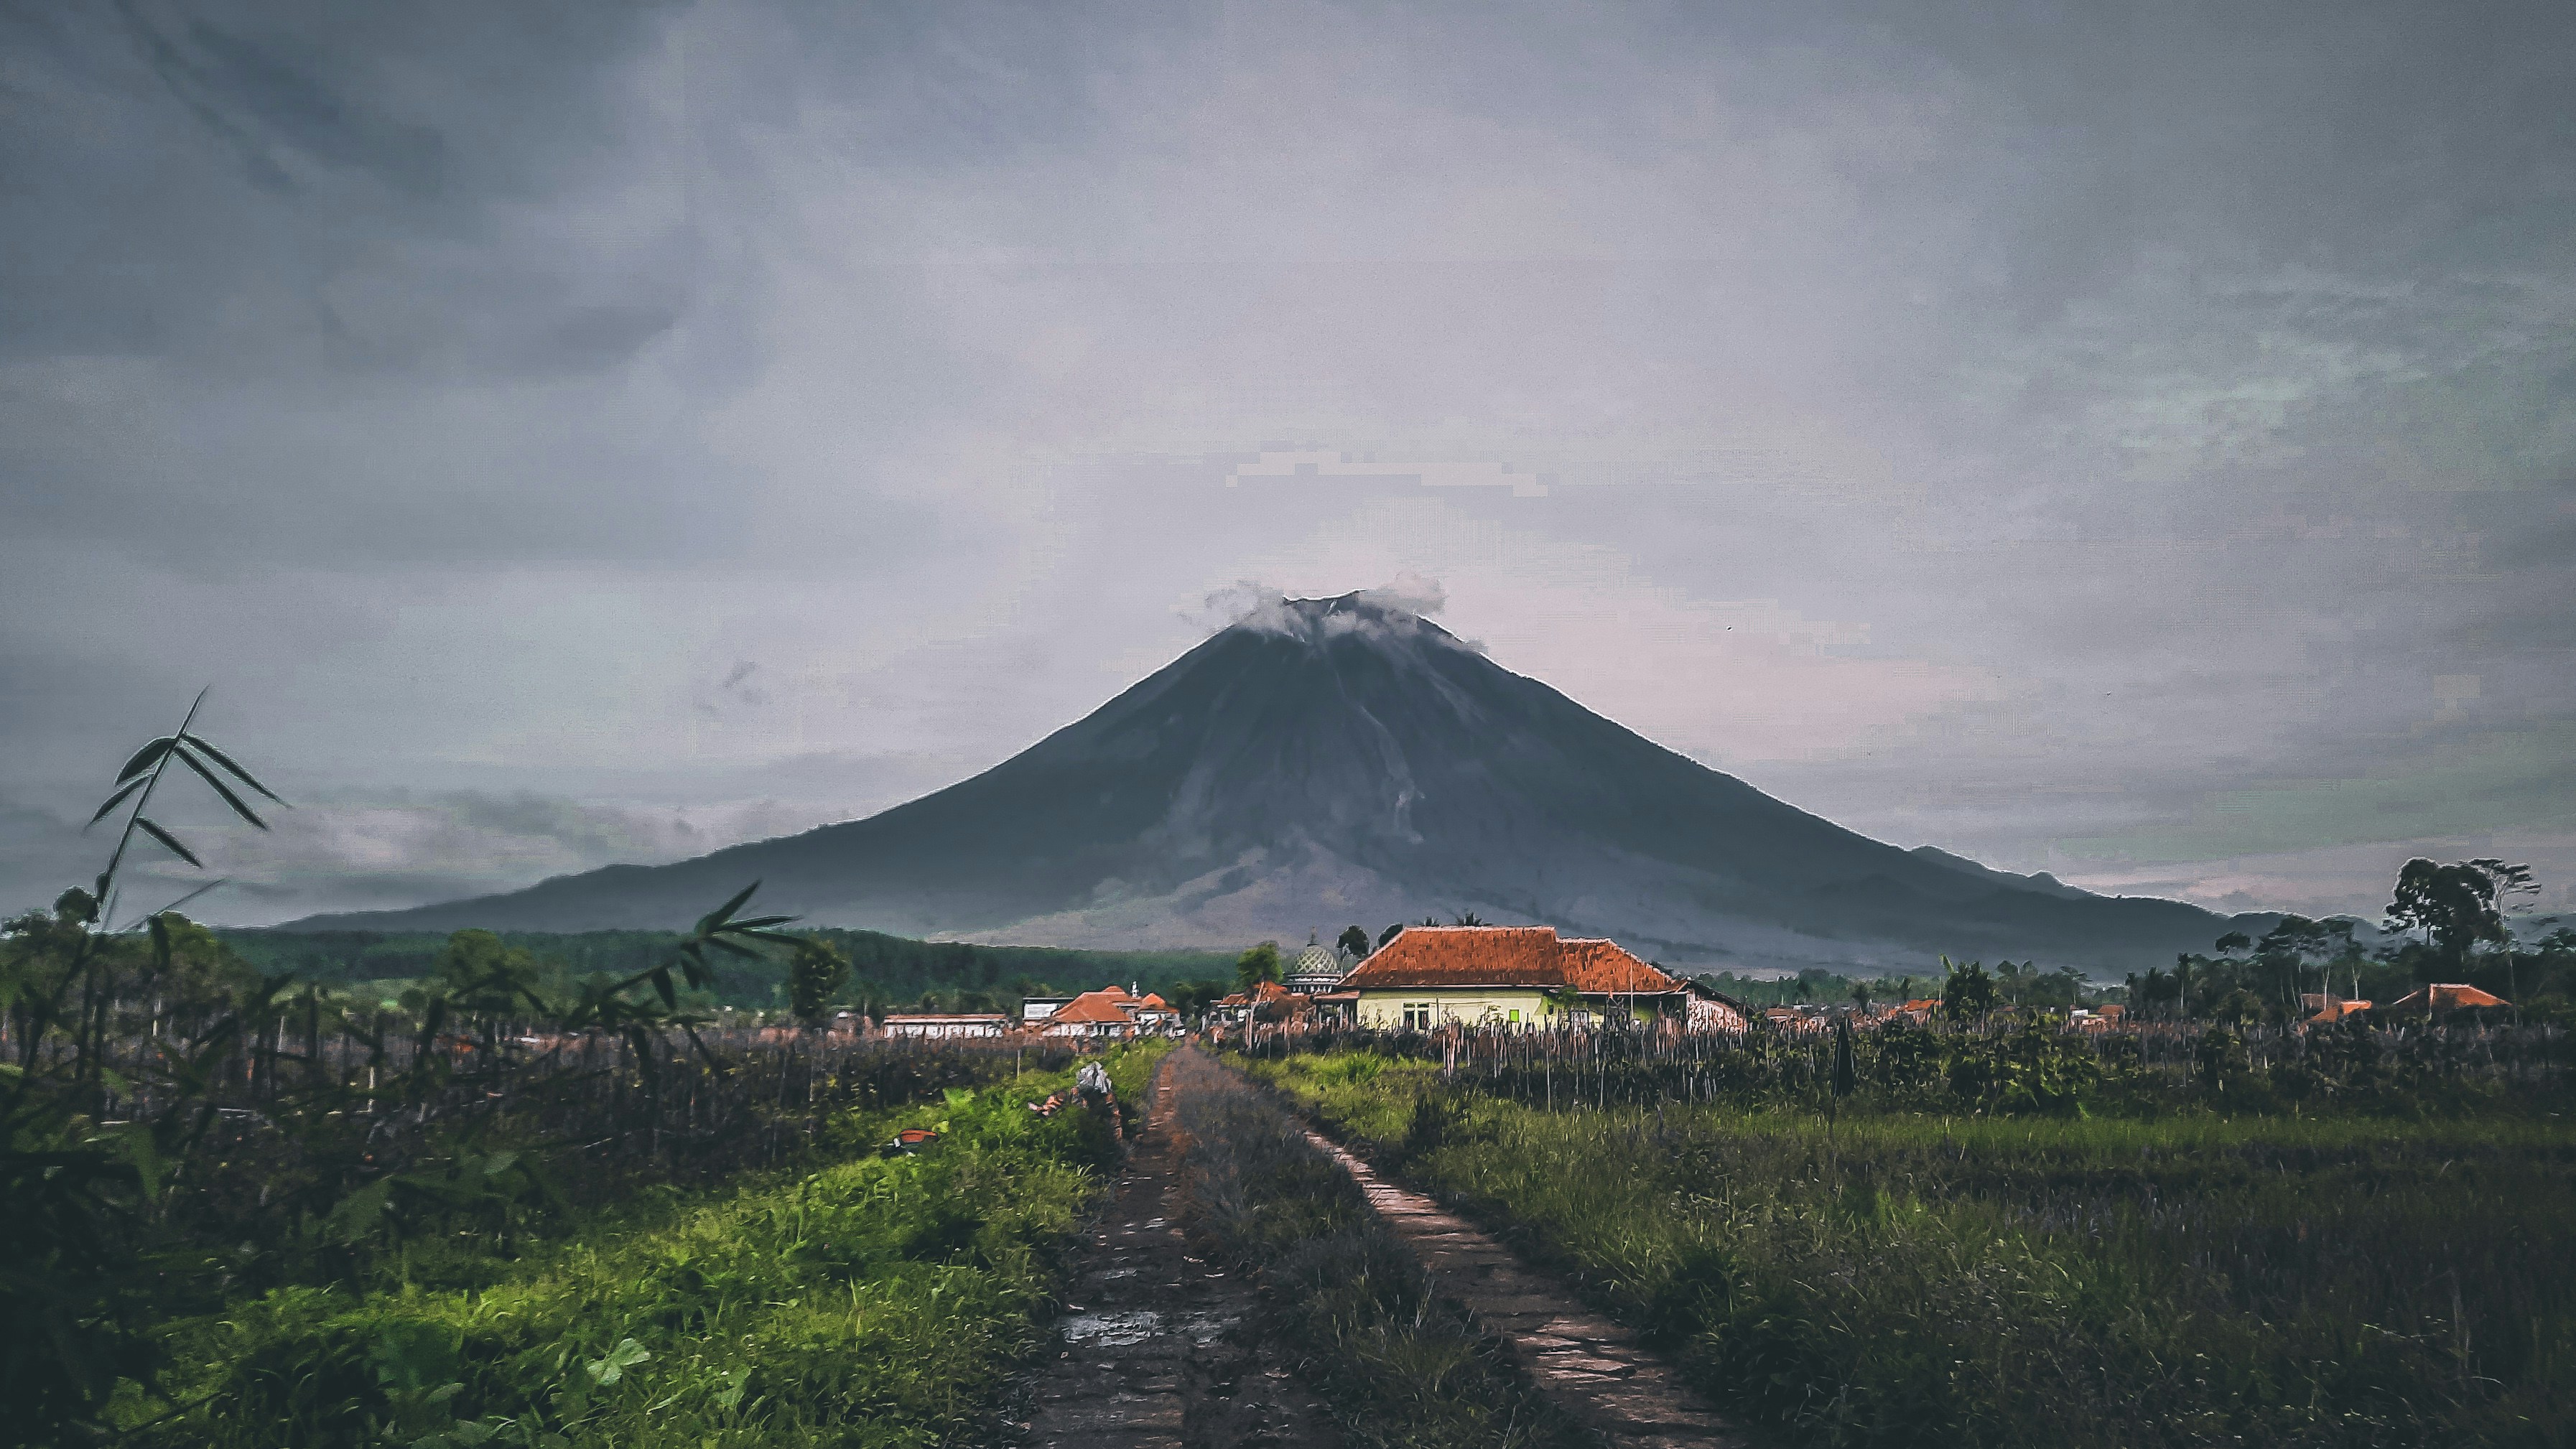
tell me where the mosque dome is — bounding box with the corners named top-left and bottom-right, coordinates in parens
top-left (1285, 933), bottom-right (1348, 993)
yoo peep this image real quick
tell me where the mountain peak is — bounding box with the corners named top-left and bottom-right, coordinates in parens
top-left (285, 601), bottom-right (2251, 972)
top-left (1221, 590), bottom-right (1475, 653)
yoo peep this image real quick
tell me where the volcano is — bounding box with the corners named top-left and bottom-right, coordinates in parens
top-left (284, 594), bottom-right (2254, 972)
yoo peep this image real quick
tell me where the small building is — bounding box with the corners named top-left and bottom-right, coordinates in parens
top-left (1021, 997), bottom-right (1074, 1023)
top-left (1130, 992), bottom-right (1181, 1032)
top-left (1680, 979), bottom-right (1750, 1034)
top-left (1041, 988), bottom-right (1147, 1039)
top-left (1214, 979), bottom-right (1301, 1023)
top-left (1336, 926), bottom-right (1691, 1030)
top-left (881, 1013), bottom-right (1009, 1039)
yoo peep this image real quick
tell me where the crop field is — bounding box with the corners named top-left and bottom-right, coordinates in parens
top-left (1249, 1040), bottom-right (2576, 1449)
top-left (121, 1041), bottom-right (1165, 1448)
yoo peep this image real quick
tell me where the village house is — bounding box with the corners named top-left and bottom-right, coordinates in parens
top-left (1041, 989), bottom-right (1143, 1040)
top-left (1213, 978), bottom-right (1300, 1024)
top-left (1336, 925), bottom-right (1710, 1030)
top-left (1680, 977), bottom-right (1751, 1033)
top-left (1129, 991), bottom-right (1181, 1031)
top-left (1038, 984), bottom-right (1187, 1039)
top-left (879, 1012), bottom-right (1010, 1039)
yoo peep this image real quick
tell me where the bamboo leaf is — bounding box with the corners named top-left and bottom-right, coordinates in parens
top-left (707, 936), bottom-right (761, 960)
top-left (731, 914), bottom-right (799, 930)
top-left (170, 746), bottom-right (269, 829)
top-left (134, 816), bottom-right (203, 868)
top-left (88, 775), bottom-right (149, 826)
top-left (652, 968), bottom-right (676, 1010)
top-left (116, 737), bottom-right (176, 785)
top-left (115, 877), bottom-right (228, 934)
top-left (695, 881), bottom-right (761, 935)
top-left (177, 732), bottom-right (288, 804)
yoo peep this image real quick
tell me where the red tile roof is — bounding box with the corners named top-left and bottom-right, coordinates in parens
top-left (2384, 983), bottom-right (2508, 1012)
top-left (1561, 937), bottom-right (1676, 994)
top-left (1219, 980), bottom-right (1298, 1006)
top-left (1049, 989), bottom-right (1143, 1024)
top-left (1337, 926), bottom-right (1681, 995)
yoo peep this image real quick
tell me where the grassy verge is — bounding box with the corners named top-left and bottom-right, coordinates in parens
top-left (1171, 1054), bottom-right (1594, 1449)
top-left (1252, 1048), bottom-right (2576, 1449)
top-left (136, 1043), bottom-right (1166, 1449)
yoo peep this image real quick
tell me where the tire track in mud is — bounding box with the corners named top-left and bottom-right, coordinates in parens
top-left (1008, 1050), bottom-right (1340, 1449)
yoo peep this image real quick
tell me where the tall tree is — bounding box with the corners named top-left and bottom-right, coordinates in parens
top-left (1234, 940), bottom-right (1282, 989)
top-left (788, 939), bottom-right (852, 1024)
top-left (2387, 858), bottom-right (2506, 974)
top-left (1337, 925), bottom-right (1372, 960)
top-left (1939, 958), bottom-right (1997, 1020)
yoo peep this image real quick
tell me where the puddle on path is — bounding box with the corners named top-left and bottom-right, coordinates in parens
top-left (1061, 1309), bottom-right (1164, 1347)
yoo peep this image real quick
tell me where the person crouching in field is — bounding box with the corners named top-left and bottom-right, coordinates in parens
top-left (1077, 1058), bottom-right (1125, 1137)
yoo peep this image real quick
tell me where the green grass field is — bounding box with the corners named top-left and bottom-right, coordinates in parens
top-left (1252, 1048), bottom-right (2576, 1449)
top-left (131, 1043), bottom-right (1166, 1449)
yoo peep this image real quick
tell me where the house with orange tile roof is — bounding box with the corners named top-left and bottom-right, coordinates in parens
top-left (1335, 925), bottom-right (1689, 1030)
top-left (2381, 983), bottom-right (2509, 1015)
top-left (1041, 987), bottom-right (1150, 1039)
top-left (1130, 991), bottom-right (1181, 1030)
top-left (1031, 984), bottom-right (1187, 1038)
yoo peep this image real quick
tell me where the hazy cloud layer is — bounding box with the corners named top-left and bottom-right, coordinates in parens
top-left (2, 0), bottom-right (2569, 926)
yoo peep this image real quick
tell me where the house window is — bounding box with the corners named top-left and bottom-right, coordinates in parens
top-left (1403, 1002), bottom-right (1432, 1030)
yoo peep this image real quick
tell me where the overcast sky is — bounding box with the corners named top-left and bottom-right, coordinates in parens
top-left (4, 0), bottom-right (2570, 931)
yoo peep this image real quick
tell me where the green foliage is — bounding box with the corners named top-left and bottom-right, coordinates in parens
top-left (1258, 1049), bottom-right (2576, 1449)
top-left (785, 940), bottom-right (851, 1025)
top-left (1338, 925), bottom-right (1372, 959)
top-left (1159, 977), bottom-right (1231, 1019)
top-left (430, 931), bottom-right (550, 1017)
top-left (1938, 957), bottom-right (1998, 1020)
top-left (142, 1046), bottom-right (1169, 1449)
top-left (1235, 939), bottom-right (1283, 989)
top-left (12, 697), bottom-right (1114, 1443)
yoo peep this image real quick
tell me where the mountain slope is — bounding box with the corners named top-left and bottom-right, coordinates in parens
top-left (284, 595), bottom-right (2254, 972)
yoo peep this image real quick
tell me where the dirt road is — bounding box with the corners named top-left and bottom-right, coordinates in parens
top-left (1009, 1049), bottom-right (1341, 1449)
top-left (1011, 1045), bottom-right (1747, 1447)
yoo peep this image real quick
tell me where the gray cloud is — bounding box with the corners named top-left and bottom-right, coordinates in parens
top-left (1, 0), bottom-right (2568, 926)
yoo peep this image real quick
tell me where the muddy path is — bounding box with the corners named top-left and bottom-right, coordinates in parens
top-left (1008, 1048), bottom-right (1342, 1449)
top-left (1010, 1045), bottom-right (1749, 1447)
top-left (1293, 1117), bottom-right (1752, 1448)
